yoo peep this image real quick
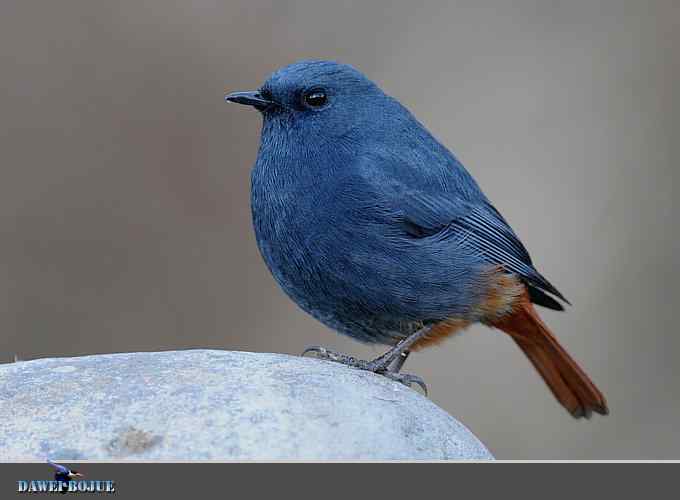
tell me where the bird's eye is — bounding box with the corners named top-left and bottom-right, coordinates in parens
top-left (302, 88), bottom-right (328, 108)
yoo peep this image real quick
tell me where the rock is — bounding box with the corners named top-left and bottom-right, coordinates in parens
top-left (0, 350), bottom-right (493, 460)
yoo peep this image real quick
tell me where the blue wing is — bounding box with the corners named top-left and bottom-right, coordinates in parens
top-left (354, 120), bottom-right (567, 310)
top-left (47, 460), bottom-right (70, 474)
top-left (374, 179), bottom-right (568, 309)
top-left (448, 202), bottom-right (568, 307)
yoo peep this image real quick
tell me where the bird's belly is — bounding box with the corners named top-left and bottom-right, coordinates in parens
top-left (252, 214), bottom-right (419, 343)
top-left (254, 225), bottom-right (474, 347)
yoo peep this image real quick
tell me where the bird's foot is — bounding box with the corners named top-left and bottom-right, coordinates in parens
top-left (301, 345), bottom-right (427, 394)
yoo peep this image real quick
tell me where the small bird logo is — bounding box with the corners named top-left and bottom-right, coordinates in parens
top-left (47, 460), bottom-right (83, 494)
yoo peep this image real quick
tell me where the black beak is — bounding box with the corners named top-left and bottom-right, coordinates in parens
top-left (224, 90), bottom-right (274, 111)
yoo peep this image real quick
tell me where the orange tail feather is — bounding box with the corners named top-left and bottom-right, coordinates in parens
top-left (492, 300), bottom-right (608, 418)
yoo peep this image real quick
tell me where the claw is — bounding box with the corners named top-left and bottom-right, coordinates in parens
top-left (384, 372), bottom-right (428, 395)
top-left (301, 345), bottom-right (328, 358)
top-left (408, 376), bottom-right (428, 396)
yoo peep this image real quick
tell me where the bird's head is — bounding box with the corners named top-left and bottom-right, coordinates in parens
top-left (225, 60), bottom-right (396, 140)
top-left (68, 471), bottom-right (83, 479)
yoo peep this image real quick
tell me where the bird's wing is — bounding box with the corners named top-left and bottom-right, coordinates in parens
top-left (449, 203), bottom-right (568, 305)
top-left (47, 460), bottom-right (69, 474)
top-left (381, 183), bottom-right (568, 307)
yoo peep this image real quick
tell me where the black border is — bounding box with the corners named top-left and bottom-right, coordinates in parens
top-left (2, 462), bottom-right (675, 498)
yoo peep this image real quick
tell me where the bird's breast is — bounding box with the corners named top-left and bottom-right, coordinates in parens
top-left (247, 144), bottom-right (489, 343)
top-left (251, 168), bottom-right (338, 290)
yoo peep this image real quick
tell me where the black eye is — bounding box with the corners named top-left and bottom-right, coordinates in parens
top-left (303, 88), bottom-right (328, 108)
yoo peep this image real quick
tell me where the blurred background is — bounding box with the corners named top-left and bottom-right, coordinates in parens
top-left (1, 0), bottom-right (678, 459)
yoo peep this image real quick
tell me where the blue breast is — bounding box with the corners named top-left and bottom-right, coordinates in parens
top-left (249, 133), bottom-right (482, 344)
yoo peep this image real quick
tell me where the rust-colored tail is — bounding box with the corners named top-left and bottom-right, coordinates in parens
top-left (492, 300), bottom-right (608, 418)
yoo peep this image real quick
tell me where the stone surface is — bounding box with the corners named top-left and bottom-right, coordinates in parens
top-left (0, 350), bottom-right (493, 460)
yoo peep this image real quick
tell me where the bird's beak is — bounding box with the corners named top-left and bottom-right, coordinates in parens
top-left (224, 90), bottom-right (274, 111)
top-left (71, 472), bottom-right (83, 478)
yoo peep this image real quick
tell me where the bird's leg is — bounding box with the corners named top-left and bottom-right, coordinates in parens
top-left (302, 326), bottom-right (431, 393)
top-left (365, 328), bottom-right (432, 372)
top-left (389, 350), bottom-right (411, 373)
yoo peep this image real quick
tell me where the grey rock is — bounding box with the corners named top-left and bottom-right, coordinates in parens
top-left (0, 350), bottom-right (493, 460)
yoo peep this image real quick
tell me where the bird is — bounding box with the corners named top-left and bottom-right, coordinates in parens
top-left (47, 460), bottom-right (83, 493)
top-left (225, 60), bottom-right (608, 418)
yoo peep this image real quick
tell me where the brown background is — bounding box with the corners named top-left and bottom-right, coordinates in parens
top-left (1, 0), bottom-right (678, 459)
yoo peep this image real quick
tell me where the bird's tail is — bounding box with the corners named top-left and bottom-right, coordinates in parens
top-left (491, 300), bottom-right (608, 418)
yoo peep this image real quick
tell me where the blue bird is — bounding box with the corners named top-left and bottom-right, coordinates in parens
top-left (47, 460), bottom-right (82, 493)
top-left (225, 60), bottom-right (607, 418)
